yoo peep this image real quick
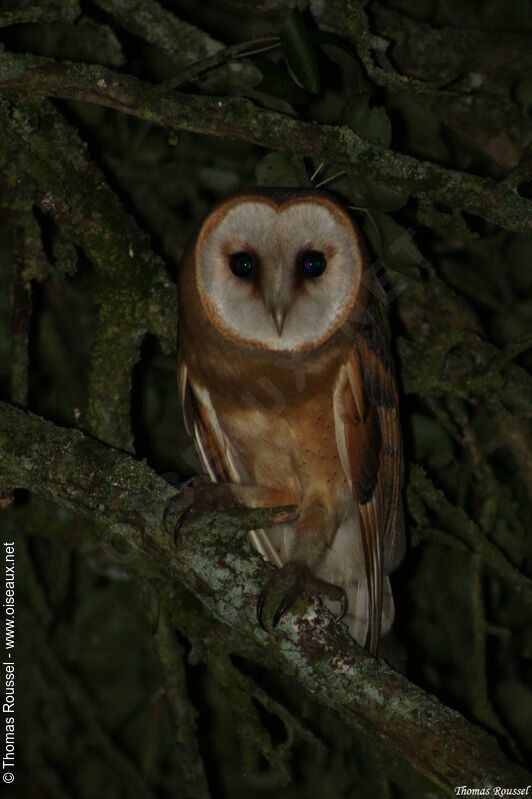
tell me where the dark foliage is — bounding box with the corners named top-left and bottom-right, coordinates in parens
top-left (0, 1), bottom-right (531, 797)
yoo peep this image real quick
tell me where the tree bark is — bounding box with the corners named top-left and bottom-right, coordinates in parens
top-left (1, 400), bottom-right (529, 795)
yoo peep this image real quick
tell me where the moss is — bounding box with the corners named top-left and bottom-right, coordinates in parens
top-left (0, 99), bottom-right (176, 449)
top-left (0, 50), bottom-right (531, 232)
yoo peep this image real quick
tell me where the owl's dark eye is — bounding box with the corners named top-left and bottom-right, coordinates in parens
top-left (229, 251), bottom-right (254, 277)
top-left (300, 250), bottom-right (327, 278)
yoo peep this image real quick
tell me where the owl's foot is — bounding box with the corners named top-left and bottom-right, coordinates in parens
top-left (165, 476), bottom-right (253, 544)
top-left (165, 477), bottom-right (298, 545)
top-left (256, 561), bottom-right (346, 631)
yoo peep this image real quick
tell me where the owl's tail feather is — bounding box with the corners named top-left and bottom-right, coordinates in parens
top-left (343, 580), bottom-right (370, 648)
top-left (325, 577), bottom-right (394, 650)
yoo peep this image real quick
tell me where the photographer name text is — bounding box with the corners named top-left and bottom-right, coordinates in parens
top-left (3, 541), bottom-right (15, 785)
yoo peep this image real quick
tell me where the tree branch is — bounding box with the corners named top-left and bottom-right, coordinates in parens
top-left (93, 0), bottom-right (220, 66)
top-left (0, 50), bottom-right (530, 232)
top-left (0, 97), bottom-right (176, 449)
top-left (148, 606), bottom-right (211, 799)
top-left (408, 466), bottom-right (532, 605)
top-left (92, 0), bottom-right (260, 92)
top-left (0, 0), bottom-right (80, 28)
top-left (1, 400), bottom-right (530, 794)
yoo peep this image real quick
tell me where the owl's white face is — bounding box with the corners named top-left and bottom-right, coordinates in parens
top-left (195, 196), bottom-right (365, 352)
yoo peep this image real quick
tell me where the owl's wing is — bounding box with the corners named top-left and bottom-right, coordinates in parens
top-left (178, 359), bottom-right (236, 482)
top-left (333, 293), bottom-right (404, 654)
top-left (178, 359), bottom-right (284, 566)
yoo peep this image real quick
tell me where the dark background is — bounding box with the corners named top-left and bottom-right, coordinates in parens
top-left (0, 1), bottom-right (531, 797)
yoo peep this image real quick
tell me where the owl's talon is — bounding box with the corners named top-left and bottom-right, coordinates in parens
top-left (163, 481), bottom-right (198, 543)
top-left (163, 493), bottom-right (191, 544)
top-left (256, 591), bottom-right (268, 632)
top-left (333, 591), bottom-right (348, 623)
top-left (166, 477), bottom-right (245, 545)
top-left (256, 561), bottom-right (344, 631)
top-left (173, 505), bottom-right (193, 546)
top-left (272, 592), bottom-right (297, 628)
top-left (257, 571), bottom-right (294, 631)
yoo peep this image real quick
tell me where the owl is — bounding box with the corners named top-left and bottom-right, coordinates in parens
top-left (177, 189), bottom-right (405, 655)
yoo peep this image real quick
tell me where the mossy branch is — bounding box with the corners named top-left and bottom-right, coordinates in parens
top-left (0, 50), bottom-right (530, 232)
top-left (0, 98), bottom-right (176, 450)
top-left (148, 606), bottom-right (211, 799)
top-left (0, 0), bottom-right (80, 28)
top-left (408, 466), bottom-right (532, 606)
top-left (93, 0), bottom-right (220, 66)
top-left (1, 399), bottom-right (530, 795)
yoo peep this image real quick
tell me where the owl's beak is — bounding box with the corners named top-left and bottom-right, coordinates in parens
top-left (271, 305), bottom-right (287, 337)
top-left (263, 272), bottom-right (289, 337)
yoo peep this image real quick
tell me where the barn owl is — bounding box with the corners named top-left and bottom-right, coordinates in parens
top-left (177, 189), bottom-right (405, 655)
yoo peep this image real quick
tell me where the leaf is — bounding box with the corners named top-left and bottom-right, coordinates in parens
top-left (318, 39), bottom-right (366, 95)
top-left (255, 58), bottom-right (306, 105)
top-left (361, 210), bottom-right (423, 276)
top-left (344, 95), bottom-right (392, 147)
top-left (349, 175), bottom-right (408, 212)
top-left (255, 152), bottom-right (304, 188)
top-left (280, 8), bottom-right (321, 94)
top-left (393, 94), bottom-right (447, 163)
